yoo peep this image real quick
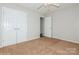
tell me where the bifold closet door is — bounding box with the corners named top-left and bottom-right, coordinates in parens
top-left (2, 7), bottom-right (27, 47)
top-left (15, 10), bottom-right (27, 43)
top-left (2, 7), bottom-right (17, 46)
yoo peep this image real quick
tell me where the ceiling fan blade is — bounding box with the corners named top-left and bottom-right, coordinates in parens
top-left (51, 4), bottom-right (60, 7)
top-left (37, 4), bottom-right (44, 10)
top-left (37, 3), bottom-right (59, 10)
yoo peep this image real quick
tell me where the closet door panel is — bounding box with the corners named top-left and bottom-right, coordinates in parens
top-left (2, 7), bottom-right (16, 46)
top-left (16, 11), bottom-right (27, 43)
top-left (2, 7), bottom-right (27, 47)
top-left (0, 7), bottom-right (2, 47)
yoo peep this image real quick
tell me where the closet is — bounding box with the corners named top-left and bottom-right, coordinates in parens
top-left (0, 7), bottom-right (27, 47)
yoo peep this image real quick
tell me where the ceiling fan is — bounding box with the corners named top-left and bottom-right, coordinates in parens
top-left (37, 3), bottom-right (60, 10)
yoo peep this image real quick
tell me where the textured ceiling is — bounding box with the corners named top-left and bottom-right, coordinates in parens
top-left (17, 3), bottom-right (79, 15)
top-left (0, 3), bottom-right (79, 15)
top-left (18, 3), bottom-right (59, 15)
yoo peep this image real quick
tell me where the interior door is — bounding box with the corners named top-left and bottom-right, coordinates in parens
top-left (44, 16), bottom-right (52, 37)
top-left (16, 10), bottom-right (27, 43)
top-left (2, 7), bottom-right (27, 47)
top-left (2, 7), bottom-right (17, 47)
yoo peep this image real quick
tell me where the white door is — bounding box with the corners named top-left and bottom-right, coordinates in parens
top-left (2, 7), bottom-right (17, 46)
top-left (44, 16), bottom-right (52, 37)
top-left (2, 7), bottom-right (27, 47)
top-left (16, 10), bottom-right (27, 43)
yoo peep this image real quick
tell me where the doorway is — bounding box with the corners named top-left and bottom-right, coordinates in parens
top-left (40, 16), bottom-right (52, 38)
top-left (40, 17), bottom-right (44, 37)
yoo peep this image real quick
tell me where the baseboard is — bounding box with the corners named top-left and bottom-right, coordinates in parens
top-left (0, 36), bottom-right (40, 48)
top-left (28, 36), bottom-right (40, 41)
top-left (53, 36), bottom-right (79, 44)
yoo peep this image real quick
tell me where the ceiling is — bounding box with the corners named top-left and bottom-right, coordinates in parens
top-left (16, 3), bottom-right (79, 15)
top-left (18, 3), bottom-right (59, 15)
top-left (0, 3), bottom-right (79, 16)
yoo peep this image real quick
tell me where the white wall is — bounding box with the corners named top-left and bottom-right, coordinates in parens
top-left (27, 11), bottom-right (40, 40)
top-left (52, 5), bottom-right (79, 43)
top-left (0, 3), bottom-right (41, 41)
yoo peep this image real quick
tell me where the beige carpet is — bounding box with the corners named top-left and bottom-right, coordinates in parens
top-left (0, 37), bottom-right (79, 55)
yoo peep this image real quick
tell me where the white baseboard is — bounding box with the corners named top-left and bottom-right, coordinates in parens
top-left (53, 36), bottom-right (79, 44)
top-left (28, 36), bottom-right (40, 41)
top-left (0, 36), bottom-right (40, 48)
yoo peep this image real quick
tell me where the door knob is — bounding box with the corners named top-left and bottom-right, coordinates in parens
top-left (14, 28), bottom-right (20, 30)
